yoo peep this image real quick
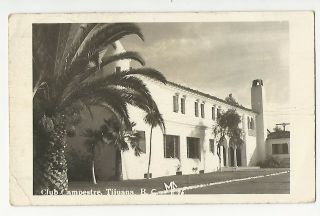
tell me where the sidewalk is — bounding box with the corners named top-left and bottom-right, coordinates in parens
top-left (68, 168), bottom-right (289, 195)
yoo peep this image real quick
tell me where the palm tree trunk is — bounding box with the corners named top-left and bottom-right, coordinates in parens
top-left (91, 145), bottom-right (97, 184)
top-left (147, 127), bottom-right (153, 179)
top-left (33, 125), bottom-right (68, 195)
top-left (115, 148), bottom-right (123, 181)
top-left (218, 147), bottom-right (222, 171)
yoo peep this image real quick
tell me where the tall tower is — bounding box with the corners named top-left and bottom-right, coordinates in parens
top-left (251, 79), bottom-right (267, 163)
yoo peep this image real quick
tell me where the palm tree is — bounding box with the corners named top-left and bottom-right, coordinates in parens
top-left (213, 126), bottom-right (224, 171)
top-left (33, 23), bottom-right (167, 194)
top-left (82, 129), bottom-right (103, 184)
top-left (101, 119), bottom-right (141, 181)
top-left (144, 104), bottom-right (165, 179)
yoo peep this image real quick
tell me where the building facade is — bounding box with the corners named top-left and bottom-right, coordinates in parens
top-left (68, 43), bottom-right (268, 181)
top-left (118, 77), bottom-right (265, 180)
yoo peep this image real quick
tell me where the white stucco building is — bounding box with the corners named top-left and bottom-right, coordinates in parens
top-left (68, 43), bottom-right (269, 181)
top-left (115, 77), bottom-right (266, 180)
top-left (265, 130), bottom-right (290, 167)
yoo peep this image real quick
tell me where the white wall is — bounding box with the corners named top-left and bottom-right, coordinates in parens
top-left (120, 78), bottom-right (259, 179)
top-left (266, 138), bottom-right (290, 160)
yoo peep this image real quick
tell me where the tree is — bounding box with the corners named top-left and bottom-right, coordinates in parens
top-left (100, 118), bottom-right (142, 181)
top-left (213, 109), bottom-right (244, 170)
top-left (225, 93), bottom-right (240, 106)
top-left (273, 126), bottom-right (282, 132)
top-left (33, 23), bottom-right (167, 194)
top-left (144, 104), bottom-right (165, 179)
top-left (82, 129), bottom-right (102, 184)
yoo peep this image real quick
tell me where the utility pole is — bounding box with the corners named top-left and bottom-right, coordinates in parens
top-left (276, 123), bottom-right (290, 131)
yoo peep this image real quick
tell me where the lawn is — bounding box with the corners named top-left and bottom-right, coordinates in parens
top-left (68, 168), bottom-right (289, 195)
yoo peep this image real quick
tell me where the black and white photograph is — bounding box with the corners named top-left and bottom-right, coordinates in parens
top-left (32, 21), bottom-right (291, 196)
top-left (8, 12), bottom-right (315, 205)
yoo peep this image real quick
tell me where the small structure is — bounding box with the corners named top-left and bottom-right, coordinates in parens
top-left (266, 128), bottom-right (290, 167)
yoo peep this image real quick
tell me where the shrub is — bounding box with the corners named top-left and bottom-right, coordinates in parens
top-left (66, 149), bottom-right (91, 181)
top-left (257, 156), bottom-right (281, 168)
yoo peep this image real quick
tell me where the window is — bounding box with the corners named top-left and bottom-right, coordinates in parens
top-left (115, 66), bottom-right (121, 73)
top-left (173, 95), bottom-right (179, 112)
top-left (250, 117), bottom-right (254, 129)
top-left (187, 137), bottom-right (200, 159)
top-left (195, 101), bottom-right (199, 117)
top-left (251, 117), bottom-right (255, 129)
top-left (282, 144), bottom-right (289, 154)
top-left (137, 131), bottom-right (146, 153)
top-left (272, 143), bottom-right (289, 154)
top-left (200, 103), bottom-right (205, 118)
top-left (212, 106), bottom-right (216, 120)
top-left (209, 139), bottom-right (215, 154)
top-left (248, 117), bottom-right (255, 130)
top-left (272, 144), bottom-right (279, 154)
top-left (181, 97), bottom-right (185, 114)
top-left (164, 135), bottom-right (180, 158)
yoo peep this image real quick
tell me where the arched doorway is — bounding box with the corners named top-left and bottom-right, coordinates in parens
top-left (236, 148), bottom-right (242, 166)
top-left (220, 137), bottom-right (228, 167)
top-left (229, 147), bottom-right (234, 167)
top-left (223, 146), bottom-right (226, 166)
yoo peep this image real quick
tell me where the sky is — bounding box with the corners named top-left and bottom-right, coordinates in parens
top-left (122, 22), bottom-right (290, 131)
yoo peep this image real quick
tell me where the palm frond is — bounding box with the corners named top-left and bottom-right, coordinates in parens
top-left (59, 51), bottom-right (146, 100)
top-left (99, 102), bottom-right (131, 129)
top-left (69, 23), bottom-right (144, 70)
top-left (52, 24), bottom-right (74, 79)
top-left (33, 24), bottom-right (61, 98)
top-left (34, 23), bottom-right (167, 144)
top-left (60, 72), bottom-right (152, 108)
top-left (144, 104), bottom-right (166, 134)
top-left (124, 68), bottom-right (167, 84)
top-left (100, 51), bottom-right (145, 68)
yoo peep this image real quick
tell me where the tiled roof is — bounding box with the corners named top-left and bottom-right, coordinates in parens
top-left (267, 131), bottom-right (290, 139)
top-left (167, 81), bottom-right (256, 113)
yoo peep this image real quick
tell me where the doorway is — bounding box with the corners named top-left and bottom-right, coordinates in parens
top-left (236, 148), bottom-right (242, 166)
top-left (223, 147), bottom-right (226, 166)
top-left (229, 147), bottom-right (234, 167)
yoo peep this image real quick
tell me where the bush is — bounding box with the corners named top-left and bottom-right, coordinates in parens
top-left (257, 156), bottom-right (281, 168)
top-left (66, 149), bottom-right (91, 181)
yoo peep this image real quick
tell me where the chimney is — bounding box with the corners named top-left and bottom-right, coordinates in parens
top-left (251, 79), bottom-right (266, 163)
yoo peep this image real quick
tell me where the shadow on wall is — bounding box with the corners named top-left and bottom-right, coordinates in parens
top-left (187, 121), bottom-right (206, 173)
top-left (66, 106), bottom-right (116, 182)
top-left (247, 146), bottom-right (259, 167)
